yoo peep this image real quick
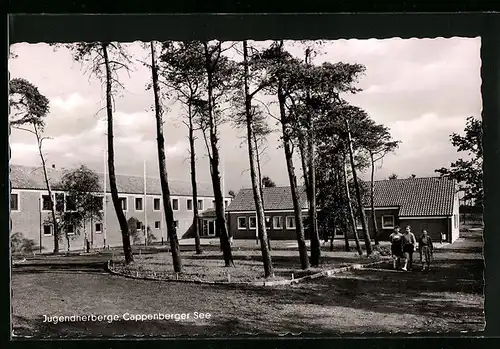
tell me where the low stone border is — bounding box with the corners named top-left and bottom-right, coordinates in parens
top-left (106, 257), bottom-right (392, 287)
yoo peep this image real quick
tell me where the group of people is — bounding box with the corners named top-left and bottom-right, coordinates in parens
top-left (389, 225), bottom-right (434, 271)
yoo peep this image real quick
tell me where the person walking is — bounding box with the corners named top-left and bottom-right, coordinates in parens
top-left (401, 225), bottom-right (417, 271)
top-left (389, 226), bottom-right (403, 269)
top-left (418, 230), bottom-right (434, 271)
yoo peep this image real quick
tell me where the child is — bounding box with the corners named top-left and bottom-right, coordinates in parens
top-left (389, 226), bottom-right (403, 269)
top-left (401, 225), bottom-right (417, 271)
top-left (418, 230), bottom-right (434, 271)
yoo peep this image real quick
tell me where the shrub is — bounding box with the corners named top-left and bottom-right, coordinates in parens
top-left (127, 217), bottom-right (142, 244)
top-left (11, 232), bottom-right (37, 254)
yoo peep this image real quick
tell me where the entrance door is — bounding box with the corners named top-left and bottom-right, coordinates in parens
top-left (208, 220), bottom-right (216, 236)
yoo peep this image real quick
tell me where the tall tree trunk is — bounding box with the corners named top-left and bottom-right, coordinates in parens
top-left (298, 136), bottom-right (311, 253)
top-left (370, 152), bottom-right (379, 245)
top-left (188, 103), bottom-right (202, 254)
top-left (330, 217), bottom-right (335, 252)
top-left (343, 153), bottom-right (362, 255)
top-left (34, 125), bottom-right (59, 254)
top-left (66, 232), bottom-right (70, 252)
top-left (102, 43), bottom-right (134, 264)
top-left (335, 156), bottom-right (350, 252)
top-left (345, 119), bottom-right (373, 256)
top-left (278, 92), bottom-right (309, 269)
top-left (203, 42), bottom-right (233, 267)
top-left (307, 121), bottom-right (320, 266)
top-left (243, 40), bottom-right (273, 278)
top-left (298, 136), bottom-right (310, 189)
top-left (304, 48), bottom-right (321, 267)
top-left (254, 134), bottom-right (271, 249)
top-left (254, 134), bottom-right (264, 208)
top-left (151, 42), bottom-right (182, 272)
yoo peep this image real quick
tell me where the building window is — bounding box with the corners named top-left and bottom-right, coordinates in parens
top-left (286, 216), bottom-right (296, 230)
top-left (66, 224), bottom-right (75, 235)
top-left (42, 194), bottom-right (53, 211)
top-left (187, 199), bottom-right (193, 210)
top-left (249, 216), bottom-right (257, 229)
top-left (43, 224), bottom-right (53, 236)
top-left (155, 221), bottom-right (161, 229)
top-left (135, 197), bottom-right (143, 211)
top-left (136, 221), bottom-right (142, 230)
top-left (382, 215), bottom-right (395, 229)
top-left (119, 197), bottom-right (128, 211)
top-left (238, 217), bottom-right (247, 230)
top-left (265, 216), bottom-right (271, 229)
top-left (153, 198), bottom-right (161, 211)
top-left (55, 193), bottom-right (65, 212)
top-left (172, 199), bottom-right (179, 211)
top-left (95, 223), bottom-right (102, 234)
top-left (66, 195), bottom-right (76, 211)
top-left (198, 199), bottom-right (203, 210)
top-left (273, 216), bottom-right (283, 230)
top-left (10, 193), bottom-right (19, 211)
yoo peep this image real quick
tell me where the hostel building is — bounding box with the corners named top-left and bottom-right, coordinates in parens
top-left (226, 177), bottom-right (460, 243)
top-left (9, 164), bottom-right (232, 252)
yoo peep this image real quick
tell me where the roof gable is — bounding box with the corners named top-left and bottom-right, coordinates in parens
top-left (10, 164), bottom-right (217, 197)
top-left (227, 186), bottom-right (308, 212)
top-left (364, 177), bottom-right (456, 217)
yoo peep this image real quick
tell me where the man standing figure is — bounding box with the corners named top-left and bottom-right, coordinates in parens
top-left (418, 230), bottom-right (434, 271)
top-left (401, 225), bottom-right (417, 271)
top-left (389, 226), bottom-right (403, 269)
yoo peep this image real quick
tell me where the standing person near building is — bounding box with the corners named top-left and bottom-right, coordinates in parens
top-left (389, 226), bottom-right (403, 269)
top-left (401, 225), bottom-right (417, 271)
top-left (418, 230), bottom-right (434, 271)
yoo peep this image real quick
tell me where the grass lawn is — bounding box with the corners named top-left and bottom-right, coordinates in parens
top-left (11, 230), bottom-right (484, 337)
top-left (109, 247), bottom-right (389, 283)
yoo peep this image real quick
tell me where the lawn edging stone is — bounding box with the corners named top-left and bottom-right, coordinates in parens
top-left (105, 256), bottom-right (392, 287)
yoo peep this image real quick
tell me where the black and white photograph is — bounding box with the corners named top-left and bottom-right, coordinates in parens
top-left (9, 36), bottom-right (484, 337)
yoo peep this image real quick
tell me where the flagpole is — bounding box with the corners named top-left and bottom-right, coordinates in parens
top-left (221, 152), bottom-right (225, 208)
top-left (144, 160), bottom-right (148, 246)
top-left (221, 152), bottom-right (232, 244)
top-left (103, 148), bottom-right (107, 249)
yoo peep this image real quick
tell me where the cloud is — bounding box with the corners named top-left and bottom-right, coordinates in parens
top-left (363, 113), bottom-right (468, 181)
top-left (9, 38), bottom-right (481, 190)
top-left (50, 93), bottom-right (87, 111)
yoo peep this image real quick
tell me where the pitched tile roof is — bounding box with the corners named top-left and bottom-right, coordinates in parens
top-left (10, 164), bottom-right (218, 197)
top-left (363, 176), bottom-right (456, 217)
top-left (226, 186), bottom-right (308, 212)
top-left (225, 177), bottom-right (456, 216)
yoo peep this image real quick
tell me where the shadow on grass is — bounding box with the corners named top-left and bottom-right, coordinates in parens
top-left (11, 255), bottom-right (484, 338)
top-left (12, 262), bottom-right (108, 275)
top-left (240, 257), bottom-right (484, 321)
top-left (434, 247), bottom-right (483, 254)
top-left (12, 313), bottom-right (345, 338)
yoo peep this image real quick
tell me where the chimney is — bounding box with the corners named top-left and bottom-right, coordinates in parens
top-left (51, 164), bottom-right (56, 169)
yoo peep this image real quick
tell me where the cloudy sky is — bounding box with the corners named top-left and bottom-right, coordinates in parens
top-left (9, 38), bottom-right (481, 193)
